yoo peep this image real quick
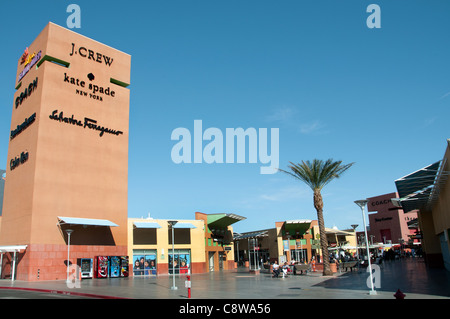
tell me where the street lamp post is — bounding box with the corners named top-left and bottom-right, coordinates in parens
top-left (65, 229), bottom-right (74, 284)
top-left (168, 221), bottom-right (178, 290)
top-left (354, 199), bottom-right (376, 295)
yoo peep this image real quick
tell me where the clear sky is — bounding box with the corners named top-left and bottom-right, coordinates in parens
top-left (1, 1), bottom-right (449, 233)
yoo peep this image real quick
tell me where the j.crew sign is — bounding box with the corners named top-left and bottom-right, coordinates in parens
top-left (69, 43), bottom-right (113, 66)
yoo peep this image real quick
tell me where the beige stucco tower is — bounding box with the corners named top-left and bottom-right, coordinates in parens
top-left (0, 22), bottom-right (131, 281)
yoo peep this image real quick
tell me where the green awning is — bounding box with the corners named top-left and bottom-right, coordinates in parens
top-left (207, 213), bottom-right (246, 231)
top-left (282, 220), bottom-right (312, 236)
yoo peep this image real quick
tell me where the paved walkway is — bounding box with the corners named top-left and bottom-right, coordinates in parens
top-left (0, 258), bottom-right (449, 299)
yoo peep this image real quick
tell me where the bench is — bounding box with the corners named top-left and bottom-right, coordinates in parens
top-left (293, 263), bottom-right (311, 275)
top-left (339, 261), bottom-right (358, 272)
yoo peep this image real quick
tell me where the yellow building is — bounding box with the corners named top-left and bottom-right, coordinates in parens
top-left (127, 212), bottom-right (245, 275)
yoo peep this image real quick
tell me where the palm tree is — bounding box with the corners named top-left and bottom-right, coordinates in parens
top-left (279, 159), bottom-right (354, 276)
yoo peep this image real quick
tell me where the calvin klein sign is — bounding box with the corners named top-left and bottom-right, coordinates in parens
top-left (10, 151), bottom-right (29, 171)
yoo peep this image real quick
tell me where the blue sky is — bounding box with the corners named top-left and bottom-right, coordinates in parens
top-left (1, 1), bottom-right (449, 233)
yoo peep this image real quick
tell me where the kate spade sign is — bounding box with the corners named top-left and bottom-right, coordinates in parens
top-left (64, 72), bottom-right (115, 102)
top-left (49, 109), bottom-right (123, 137)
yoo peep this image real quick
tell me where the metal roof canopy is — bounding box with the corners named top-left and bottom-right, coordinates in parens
top-left (133, 222), bottom-right (161, 229)
top-left (394, 160), bottom-right (449, 212)
top-left (234, 230), bottom-right (269, 240)
top-left (207, 213), bottom-right (246, 230)
top-left (58, 216), bottom-right (119, 227)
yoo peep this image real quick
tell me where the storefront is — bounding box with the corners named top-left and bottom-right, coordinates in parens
top-left (128, 215), bottom-right (242, 276)
top-left (234, 220), bottom-right (325, 266)
top-left (366, 192), bottom-right (419, 245)
top-left (394, 139), bottom-right (450, 271)
top-left (195, 212), bottom-right (244, 272)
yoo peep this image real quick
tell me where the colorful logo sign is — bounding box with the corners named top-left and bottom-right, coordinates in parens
top-left (18, 50), bottom-right (42, 82)
top-left (20, 47), bottom-right (29, 65)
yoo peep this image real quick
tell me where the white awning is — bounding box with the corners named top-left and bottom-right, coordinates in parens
top-left (133, 222), bottom-right (162, 229)
top-left (173, 223), bottom-right (197, 229)
top-left (0, 245), bottom-right (27, 253)
top-left (58, 216), bottom-right (118, 227)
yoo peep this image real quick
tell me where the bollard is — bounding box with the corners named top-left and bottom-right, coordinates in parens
top-left (185, 275), bottom-right (191, 299)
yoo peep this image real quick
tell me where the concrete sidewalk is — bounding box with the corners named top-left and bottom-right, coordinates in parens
top-left (0, 258), bottom-right (449, 299)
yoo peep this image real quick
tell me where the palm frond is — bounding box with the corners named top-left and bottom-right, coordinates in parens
top-left (279, 159), bottom-right (354, 191)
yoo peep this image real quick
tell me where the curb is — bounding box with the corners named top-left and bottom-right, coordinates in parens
top-left (0, 286), bottom-right (129, 299)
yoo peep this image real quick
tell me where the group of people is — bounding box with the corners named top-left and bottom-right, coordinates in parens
top-left (168, 259), bottom-right (190, 274)
top-left (271, 258), bottom-right (311, 278)
top-left (271, 261), bottom-right (289, 278)
top-left (133, 257), bottom-right (157, 276)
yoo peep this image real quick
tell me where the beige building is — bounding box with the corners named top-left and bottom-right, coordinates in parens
top-left (394, 139), bottom-right (450, 271)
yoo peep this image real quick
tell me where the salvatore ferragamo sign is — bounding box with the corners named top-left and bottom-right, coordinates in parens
top-left (49, 109), bottom-right (123, 137)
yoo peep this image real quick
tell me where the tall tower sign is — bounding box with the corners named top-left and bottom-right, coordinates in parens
top-left (0, 23), bottom-right (131, 281)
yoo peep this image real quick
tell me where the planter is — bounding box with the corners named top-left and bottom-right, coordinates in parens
top-left (330, 263), bottom-right (337, 273)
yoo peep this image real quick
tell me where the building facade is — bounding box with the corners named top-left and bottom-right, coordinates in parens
top-left (0, 23), bottom-right (131, 281)
top-left (234, 220), bottom-right (356, 267)
top-left (127, 212), bottom-right (243, 276)
top-left (395, 139), bottom-right (450, 271)
top-left (366, 192), bottom-right (418, 245)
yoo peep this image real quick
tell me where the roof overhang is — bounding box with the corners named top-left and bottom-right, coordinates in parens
top-left (394, 160), bottom-right (449, 212)
top-left (0, 245), bottom-right (27, 253)
top-left (283, 219), bottom-right (312, 236)
top-left (234, 230), bottom-right (269, 240)
top-left (58, 216), bottom-right (118, 227)
top-left (207, 213), bottom-right (246, 231)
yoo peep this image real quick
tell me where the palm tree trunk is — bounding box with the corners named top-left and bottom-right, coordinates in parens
top-left (314, 189), bottom-right (333, 276)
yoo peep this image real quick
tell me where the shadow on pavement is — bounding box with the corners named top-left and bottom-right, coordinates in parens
top-left (313, 258), bottom-right (450, 298)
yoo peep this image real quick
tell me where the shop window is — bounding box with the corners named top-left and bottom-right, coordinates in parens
top-left (168, 249), bottom-right (191, 274)
top-left (133, 228), bottom-right (157, 245)
top-left (132, 250), bottom-right (157, 276)
top-left (168, 229), bottom-right (191, 244)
